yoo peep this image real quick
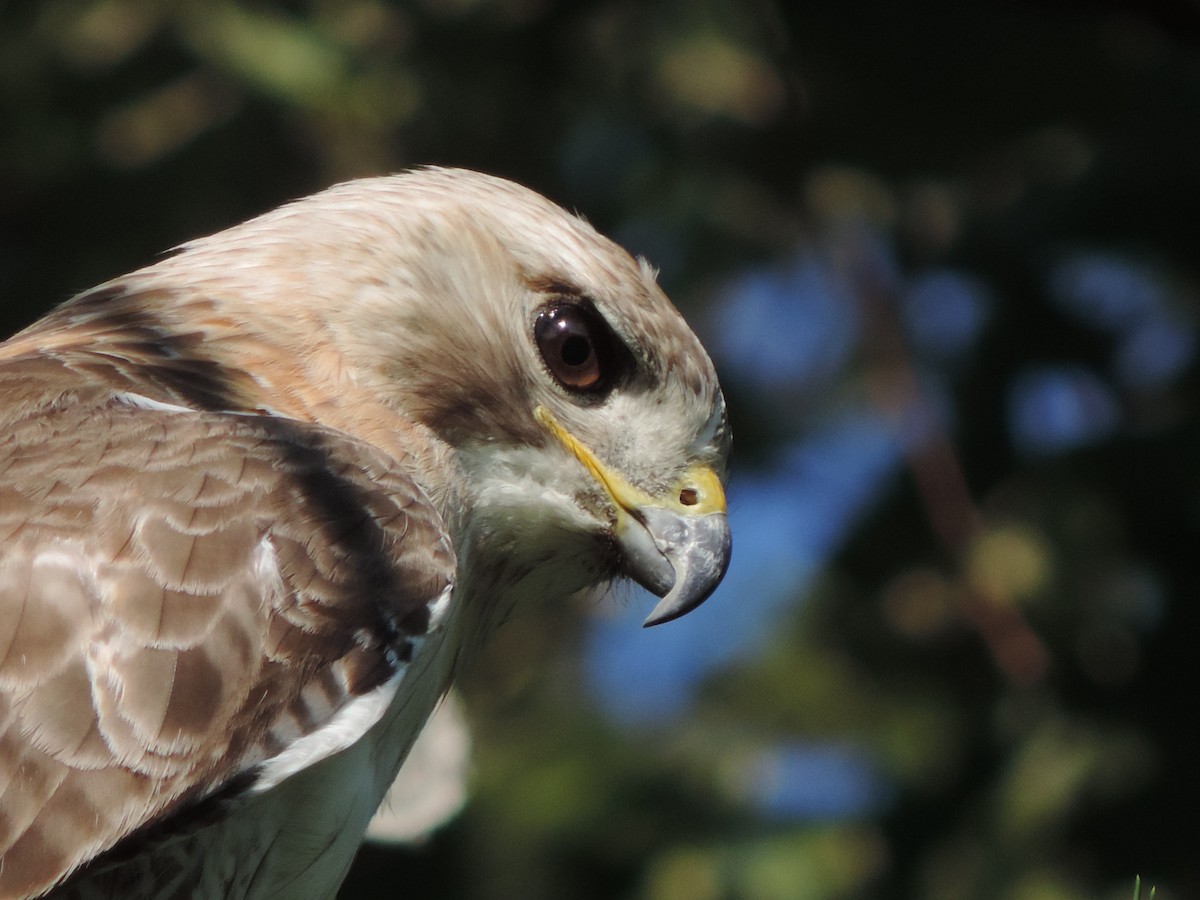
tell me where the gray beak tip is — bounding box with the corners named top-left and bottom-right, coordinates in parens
top-left (643, 566), bottom-right (724, 628)
top-left (642, 596), bottom-right (692, 628)
top-left (634, 509), bottom-right (731, 627)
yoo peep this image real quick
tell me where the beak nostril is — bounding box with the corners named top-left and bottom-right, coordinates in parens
top-left (679, 487), bottom-right (699, 507)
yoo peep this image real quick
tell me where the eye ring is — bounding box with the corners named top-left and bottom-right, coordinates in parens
top-left (534, 303), bottom-right (615, 392)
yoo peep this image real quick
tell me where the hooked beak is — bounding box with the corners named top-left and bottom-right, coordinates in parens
top-left (535, 406), bottom-right (731, 626)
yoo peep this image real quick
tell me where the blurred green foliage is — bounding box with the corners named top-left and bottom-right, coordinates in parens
top-left (3, 1), bottom-right (1199, 898)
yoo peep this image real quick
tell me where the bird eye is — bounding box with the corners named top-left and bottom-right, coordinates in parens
top-left (534, 304), bottom-right (614, 392)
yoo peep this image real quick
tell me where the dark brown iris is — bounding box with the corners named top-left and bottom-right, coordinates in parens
top-left (535, 304), bottom-right (617, 392)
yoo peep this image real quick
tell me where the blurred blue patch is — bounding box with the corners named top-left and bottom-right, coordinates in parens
top-left (900, 269), bottom-right (991, 361)
top-left (740, 742), bottom-right (893, 821)
top-left (1114, 316), bottom-right (1197, 389)
top-left (713, 254), bottom-right (859, 391)
top-left (1049, 252), bottom-right (1165, 331)
top-left (584, 413), bottom-right (902, 725)
top-left (1008, 364), bottom-right (1118, 456)
top-left (1048, 250), bottom-right (1197, 390)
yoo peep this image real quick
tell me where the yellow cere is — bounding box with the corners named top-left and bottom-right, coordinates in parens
top-left (534, 405), bottom-right (726, 516)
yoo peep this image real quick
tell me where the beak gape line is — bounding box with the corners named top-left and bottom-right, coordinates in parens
top-left (533, 405), bottom-right (732, 625)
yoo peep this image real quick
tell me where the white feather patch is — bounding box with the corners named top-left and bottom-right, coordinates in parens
top-left (111, 391), bottom-right (194, 414)
top-left (251, 668), bottom-right (406, 793)
top-left (425, 583), bottom-right (454, 632)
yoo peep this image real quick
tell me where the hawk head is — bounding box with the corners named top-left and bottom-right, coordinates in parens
top-left (139, 167), bottom-right (732, 629)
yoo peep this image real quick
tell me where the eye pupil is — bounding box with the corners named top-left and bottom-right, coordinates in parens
top-left (561, 335), bottom-right (593, 367)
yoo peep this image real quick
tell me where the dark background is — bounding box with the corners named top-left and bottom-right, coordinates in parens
top-left (3, 2), bottom-right (1198, 898)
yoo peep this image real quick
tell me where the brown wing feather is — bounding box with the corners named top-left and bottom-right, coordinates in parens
top-left (0, 356), bottom-right (455, 899)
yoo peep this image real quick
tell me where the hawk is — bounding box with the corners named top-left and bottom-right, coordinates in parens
top-left (0, 169), bottom-right (731, 898)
